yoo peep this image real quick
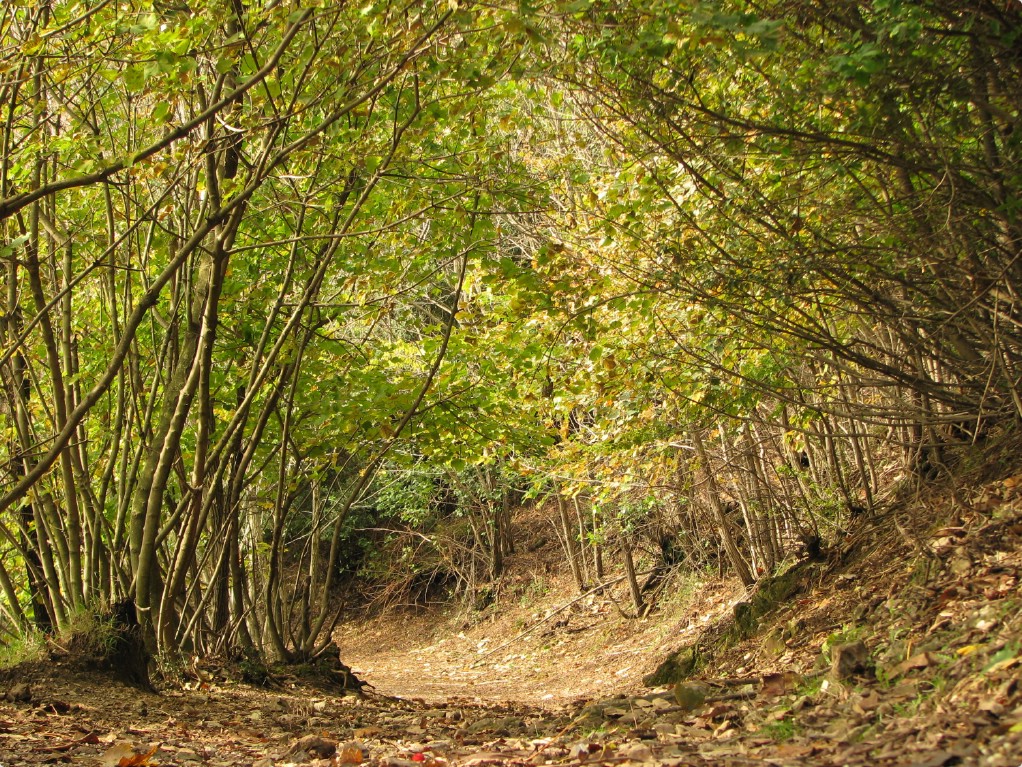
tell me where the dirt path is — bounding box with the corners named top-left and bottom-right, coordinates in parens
top-left (337, 529), bottom-right (745, 707)
top-left (3, 488), bottom-right (1022, 765)
top-left (340, 575), bottom-right (737, 705)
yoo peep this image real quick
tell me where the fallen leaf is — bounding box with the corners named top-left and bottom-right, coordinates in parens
top-left (769, 742), bottom-right (817, 758)
top-left (713, 724), bottom-right (737, 739)
top-left (618, 742), bottom-right (653, 762)
top-left (569, 741), bottom-right (601, 762)
top-left (32, 730), bottom-right (101, 753)
top-left (100, 743), bottom-right (135, 767)
top-left (703, 703), bottom-right (732, 719)
top-left (978, 697), bottom-right (1005, 716)
top-left (101, 742), bottom-right (159, 767)
top-left (852, 690), bottom-right (881, 715)
top-left (33, 741), bottom-right (81, 754)
top-left (890, 651), bottom-right (935, 678)
top-left (985, 653), bottom-right (1020, 674)
top-left (338, 742), bottom-right (370, 764)
top-left (288, 734), bottom-right (337, 759)
top-left (460, 752), bottom-right (514, 767)
top-left (760, 672), bottom-right (801, 698)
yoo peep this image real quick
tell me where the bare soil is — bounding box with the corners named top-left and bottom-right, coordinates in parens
top-left (341, 560), bottom-right (741, 706)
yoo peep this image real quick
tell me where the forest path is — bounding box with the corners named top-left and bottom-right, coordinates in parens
top-left (339, 572), bottom-right (739, 706)
top-left (338, 506), bottom-right (742, 706)
top-left (4, 492), bottom-right (1022, 765)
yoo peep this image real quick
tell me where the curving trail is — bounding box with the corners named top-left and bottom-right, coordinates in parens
top-left (339, 572), bottom-right (737, 705)
top-left (5, 497), bottom-right (1022, 765)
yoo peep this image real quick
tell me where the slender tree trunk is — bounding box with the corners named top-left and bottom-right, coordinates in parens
top-left (621, 536), bottom-right (643, 615)
top-left (690, 429), bottom-right (755, 587)
top-left (556, 493), bottom-right (585, 592)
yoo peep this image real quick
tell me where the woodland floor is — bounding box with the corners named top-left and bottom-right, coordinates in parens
top-left (3, 467), bottom-right (1022, 767)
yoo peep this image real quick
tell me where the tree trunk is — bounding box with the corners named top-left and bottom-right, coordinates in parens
top-left (690, 428), bottom-right (755, 587)
top-left (621, 536), bottom-right (643, 616)
top-left (556, 493), bottom-right (585, 592)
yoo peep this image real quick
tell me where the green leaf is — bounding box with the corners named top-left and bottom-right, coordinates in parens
top-left (152, 102), bottom-right (171, 122)
top-left (123, 66), bottom-right (145, 93)
top-left (0, 234), bottom-right (29, 258)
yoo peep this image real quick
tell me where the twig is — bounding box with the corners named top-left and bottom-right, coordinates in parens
top-left (699, 675), bottom-right (762, 688)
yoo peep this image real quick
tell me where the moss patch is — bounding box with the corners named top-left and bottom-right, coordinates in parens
top-left (642, 643), bottom-right (699, 686)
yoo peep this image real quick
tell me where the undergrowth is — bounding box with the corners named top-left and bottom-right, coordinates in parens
top-left (0, 631), bottom-right (44, 670)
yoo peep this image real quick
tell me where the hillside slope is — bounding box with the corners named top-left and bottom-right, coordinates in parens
top-left (341, 462), bottom-right (1022, 765)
